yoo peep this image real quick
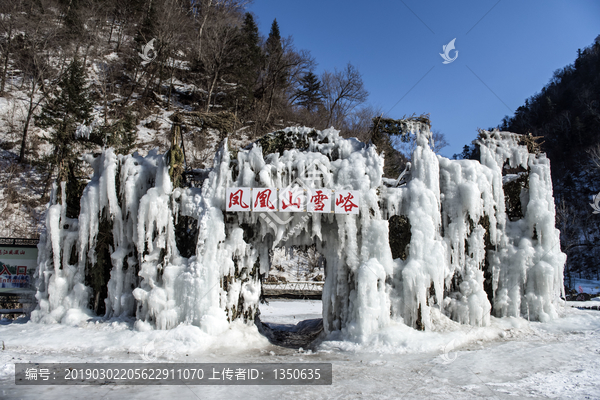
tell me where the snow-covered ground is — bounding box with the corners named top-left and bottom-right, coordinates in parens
top-left (259, 299), bottom-right (323, 324)
top-left (567, 297), bottom-right (600, 308)
top-left (0, 301), bottom-right (599, 399)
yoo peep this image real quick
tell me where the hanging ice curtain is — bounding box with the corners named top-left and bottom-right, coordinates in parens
top-left (225, 188), bottom-right (359, 214)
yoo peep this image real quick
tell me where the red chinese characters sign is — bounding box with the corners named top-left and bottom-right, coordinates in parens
top-left (252, 188), bottom-right (277, 212)
top-left (279, 186), bottom-right (305, 212)
top-left (334, 190), bottom-right (360, 214)
top-left (225, 188), bottom-right (359, 214)
top-left (226, 187), bottom-right (251, 212)
top-left (307, 189), bottom-right (332, 213)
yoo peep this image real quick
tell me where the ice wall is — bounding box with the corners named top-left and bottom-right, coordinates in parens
top-left (33, 126), bottom-right (565, 339)
top-left (32, 146), bottom-right (260, 334)
top-left (477, 131), bottom-right (566, 322)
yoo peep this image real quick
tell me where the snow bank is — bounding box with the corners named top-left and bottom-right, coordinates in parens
top-left (32, 126), bottom-right (565, 343)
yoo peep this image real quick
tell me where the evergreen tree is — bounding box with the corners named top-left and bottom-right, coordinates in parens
top-left (260, 18), bottom-right (289, 125)
top-left (59, 0), bottom-right (85, 44)
top-left (91, 114), bottom-right (138, 155)
top-left (452, 144), bottom-right (479, 160)
top-left (235, 13), bottom-right (264, 111)
top-left (265, 19), bottom-right (282, 57)
top-left (241, 13), bottom-right (261, 62)
top-left (295, 72), bottom-right (323, 111)
top-left (35, 58), bottom-right (93, 216)
top-left (264, 18), bottom-right (285, 88)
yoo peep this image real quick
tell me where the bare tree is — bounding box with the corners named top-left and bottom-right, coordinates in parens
top-left (152, 0), bottom-right (191, 107)
top-left (255, 35), bottom-right (314, 127)
top-left (13, 5), bottom-right (60, 163)
top-left (321, 63), bottom-right (368, 128)
top-left (197, 12), bottom-right (242, 111)
top-left (283, 48), bottom-right (315, 107)
top-left (393, 129), bottom-right (449, 158)
top-left (191, 0), bottom-right (249, 59)
top-left (0, 1), bottom-right (20, 94)
top-left (587, 142), bottom-right (600, 170)
top-left (431, 130), bottom-right (449, 154)
top-left (340, 105), bottom-right (381, 142)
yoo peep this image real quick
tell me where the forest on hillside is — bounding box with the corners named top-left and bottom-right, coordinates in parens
top-left (0, 0), bottom-right (417, 237)
top-left (0, 1), bottom-right (413, 156)
top-left (0, 0), bottom-right (382, 154)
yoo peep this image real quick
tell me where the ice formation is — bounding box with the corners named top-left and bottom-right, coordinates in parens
top-left (32, 125), bottom-right (566, 340)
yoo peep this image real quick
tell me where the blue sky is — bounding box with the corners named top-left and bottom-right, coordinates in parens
top-left (248, 0), bottom-right (600, 157)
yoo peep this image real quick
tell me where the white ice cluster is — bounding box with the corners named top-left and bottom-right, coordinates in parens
top-left (32, 126), bottom-right (565, 341)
